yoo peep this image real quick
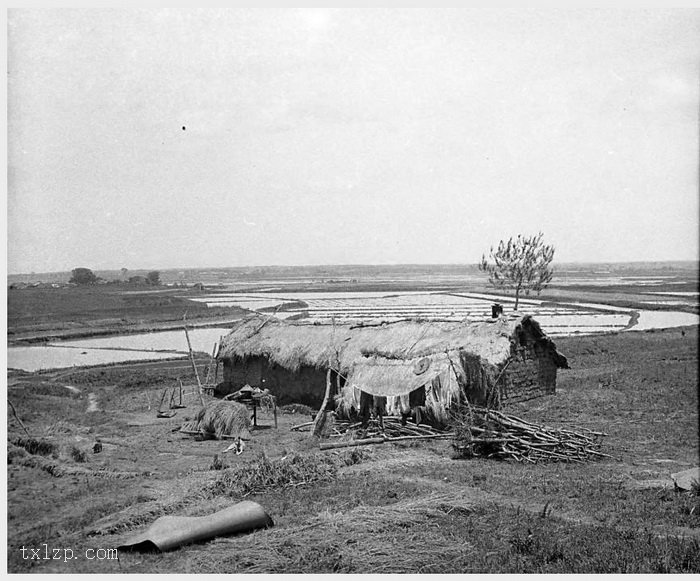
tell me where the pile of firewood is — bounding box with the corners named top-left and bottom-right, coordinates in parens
top-left (451, 406), bottom-right (610, 463)
top-left (333, 416), bottom-right (450, 440)
top-left (302, 415), bottom-right (451, 450)
top-left (305, 407), bottom-right (609, 462)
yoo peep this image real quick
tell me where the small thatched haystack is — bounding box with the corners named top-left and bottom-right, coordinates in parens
top-left (217, 314), bottom-right (568, 424)
top-left (186, 400), bottom-right (251, 440)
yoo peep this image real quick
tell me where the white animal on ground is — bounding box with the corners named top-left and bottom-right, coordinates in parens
top-left (222, 438), bottom-right (245, 455)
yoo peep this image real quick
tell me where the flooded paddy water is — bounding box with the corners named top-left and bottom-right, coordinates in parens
top-left (7, 327), bottom-right (231, 372)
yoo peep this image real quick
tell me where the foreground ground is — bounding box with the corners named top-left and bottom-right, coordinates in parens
top-left (6, 326), bottom-right (699, 573)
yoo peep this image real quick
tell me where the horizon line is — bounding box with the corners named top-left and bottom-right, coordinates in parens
top-left (6, 259), bottom-right (700, 277)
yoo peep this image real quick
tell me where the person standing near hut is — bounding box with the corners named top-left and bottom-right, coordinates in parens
top-left (360, 392), bottom-right (386, 431)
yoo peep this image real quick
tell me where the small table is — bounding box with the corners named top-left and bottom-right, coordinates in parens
top-left (236, 393), bottom-right (278, 429)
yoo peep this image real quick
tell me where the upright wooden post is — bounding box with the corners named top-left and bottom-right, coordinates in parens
top-left (214, 335), bottom-right (223, 384)
top-left (157, 388), bottom-right (168, 414)
top-left (183, 314), bottom-right (204, 407)
top-left (204, 343), bottom-right (217, 386)
top-left (312, 367), bottom-right (333, 438)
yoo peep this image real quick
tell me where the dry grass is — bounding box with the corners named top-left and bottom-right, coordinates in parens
top-left (205, 449), bottom-right (370, 498)
top-left (7, 443), bottom-right (139, 479)
top-left (181, 482), bottom-right (700, 574)
top-left (10, 381), bottom-right (83, 398)
top-left (201, 491), bottom-right (478, 573)
top-left (183, 400), bottom-right (251, 439)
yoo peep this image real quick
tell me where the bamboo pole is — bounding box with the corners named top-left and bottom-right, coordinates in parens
top-left (383, 434), bottom-right (452, 442)
top-left (319, 437), bottom-right (385, 450)
top-left (290, 421), bottom-right (314, 431)
top-left (178, 429), bottom-right (245, 440)
top-left (320, 433), bottom-right (452, 450)
top-left (157, 388), bottom-right (168, 414)
top-left (183, 314), bottom-right (204, 406)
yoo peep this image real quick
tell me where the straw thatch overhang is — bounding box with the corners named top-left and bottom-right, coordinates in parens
top-left (349, 352), bottom-right (458, 398)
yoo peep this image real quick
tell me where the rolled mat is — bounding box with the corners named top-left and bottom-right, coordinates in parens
top-left (117, 501), bottom-right (273, 552)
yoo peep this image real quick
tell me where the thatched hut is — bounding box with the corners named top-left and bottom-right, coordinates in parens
top-left (216, 314), bottom-right (568, 424)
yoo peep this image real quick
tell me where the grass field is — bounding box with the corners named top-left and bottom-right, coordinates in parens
top-left (6, 325), bottom-right (698, 574)
top-left (7, 285), bottom-right (248, 344)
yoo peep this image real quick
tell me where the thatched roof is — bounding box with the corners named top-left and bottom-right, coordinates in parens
top-left (216, 314), bottom-right (548, 374)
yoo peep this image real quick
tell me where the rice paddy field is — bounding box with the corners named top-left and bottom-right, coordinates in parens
top-left (185, 289), bottom-right (698, 337)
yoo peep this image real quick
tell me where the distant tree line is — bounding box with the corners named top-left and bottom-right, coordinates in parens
top-left (69, 267), bottom-right (99, 285)
top-left (69, 268), bottom-right (161, 286)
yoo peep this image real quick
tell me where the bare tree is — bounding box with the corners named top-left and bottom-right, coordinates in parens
top-left (479, 233), bottom-right (555, 310)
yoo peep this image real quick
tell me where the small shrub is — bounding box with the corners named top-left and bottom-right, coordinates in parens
top-left (337, 447), bottom-right (372, 466)
top-left (7, 445), bottom-right (28, 464)
top-left (509, 533), bottom-right (535, 555)
top-left (210, 454), bottom-right (226, 470)
top-left (691, 480), bottom-right (700, 497)
top-left (11, 437), bottom-right (59, 457)
top-left (70, 446), bottom-right (88, 463)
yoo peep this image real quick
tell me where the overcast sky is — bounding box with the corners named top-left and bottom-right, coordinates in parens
top-left (7, 8), bottom-right (699, 273)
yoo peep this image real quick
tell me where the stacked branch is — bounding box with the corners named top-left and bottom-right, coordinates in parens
top-left (313, 415), bottom-right (451, 449)
top-left (451, 405), bottom-right (610, 463)
top-left (333, 416), bottom-right (449, 439)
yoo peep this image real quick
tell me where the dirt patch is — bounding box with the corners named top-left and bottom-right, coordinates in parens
top-left (86, 393), bottom-right (100, 412)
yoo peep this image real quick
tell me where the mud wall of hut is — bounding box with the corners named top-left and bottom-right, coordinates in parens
top-left (499, 336), bottom-right (558, 403)
top-left (220, 356), bottom-right (329, 407)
